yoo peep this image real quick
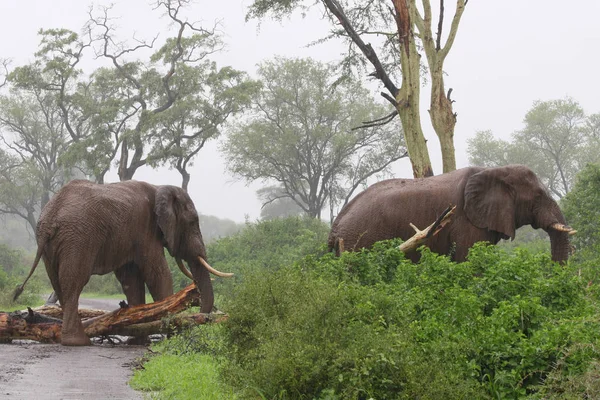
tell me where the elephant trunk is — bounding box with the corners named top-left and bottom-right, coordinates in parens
top-left (534, 198), bottom-right (575, 263)
top-left (181, 257), bottom-right (233, 314)
top-left (187, 258), bottom-right (215, 313)
top-left (546, 229), bottom-right (571, 263)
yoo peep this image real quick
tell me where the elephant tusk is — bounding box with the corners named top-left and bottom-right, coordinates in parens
top-left (198, 256), bottom-right (234, 278)
top-left (550, 223), bottom-right (577, 235)
top-left (176, 258), bottom-right (195, 280)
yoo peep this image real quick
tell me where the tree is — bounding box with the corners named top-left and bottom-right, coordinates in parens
top-left (145, 64), bottom-right (259, 191)
top-left (515, 98), bottom-right (587, 197)
top-left (466, 130), bottom-right (512, 168)
top-left (248, 0), bottom-right (469, 177)
top-left (9, 0), bottom-right (256, 192)
top-left (84, 0), bottom-right (229, 183)
top-left (257, 186), bottom-right (305, 220)
top-left (223, 57), bottom-right (407, 219)
top-left (0, 84), bottom-right (73, 233)
top-left (561, 163), bottom-right (600, 251)
top-left (467, 98), bottom-right (598, 198)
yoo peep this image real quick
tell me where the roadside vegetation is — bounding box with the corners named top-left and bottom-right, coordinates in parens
top-left (131, 207), bottom-right (600, 399)
top-left (0, 244), bottom-right (47, 311)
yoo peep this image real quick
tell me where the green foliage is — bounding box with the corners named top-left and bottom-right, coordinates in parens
top-left (562, 163), bottom-right (600, 252)
top-left (215, 242), bottom-right (600, 399)
top-left (468, 97), bottom-right (599, 198)
top-left (131, 325), bottom-right (237, 399)
top-left (207, 216), bottom-right (330, 274)
top-left (0, 245), bottom-right (45, 309)
top-left (222, 57), bottom-right (406, 218)
top-left (136, 217), bottom-right (600, 399)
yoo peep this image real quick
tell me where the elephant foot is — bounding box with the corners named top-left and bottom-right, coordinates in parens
top-left (61, 332), bottom-right (92, 346)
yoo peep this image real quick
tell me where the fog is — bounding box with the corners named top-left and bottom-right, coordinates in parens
top-left (1, 0), bottom-right (599, 222)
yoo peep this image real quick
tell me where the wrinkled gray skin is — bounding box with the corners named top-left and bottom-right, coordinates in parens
top-left (19, 180), bottom-right (214, 346)
top-left (329, 165), bottom-right (573, 263)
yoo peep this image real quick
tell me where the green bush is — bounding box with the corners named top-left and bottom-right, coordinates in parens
top-left (136, 217), bottom-right (600, 399)
top-left (208, 216), bottom-right (330, 272)
top-left (0, 245), bottom-right (46, 310)
top-left (216, 242), bottom-right (600, 399)
top-left (130, 324), bottom-right (237, 399)
top-left (207, 216), bottom-right (330, 304)
top-left (562, 163), bottom-right (600, 252)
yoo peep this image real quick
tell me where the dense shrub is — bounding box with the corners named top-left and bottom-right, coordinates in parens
top-left (135, 217), bottom-right (600, 399)
top-left (562, 163), bottom-right (600, 251)
top-left (206, 216), bottom-right (330, 304)
top-left (207, 216), bottom-right (330, 272)
top-left (216, 242), bottom-right (600, 399)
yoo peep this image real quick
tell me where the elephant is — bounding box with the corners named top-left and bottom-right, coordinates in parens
top-left (328, 165), bottom-right (576, 263)
top-left (14, 179), bottom-right (233, 346)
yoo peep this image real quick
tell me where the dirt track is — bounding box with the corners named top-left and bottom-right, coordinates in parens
top-left (0, 297), bottom-right (147, 399)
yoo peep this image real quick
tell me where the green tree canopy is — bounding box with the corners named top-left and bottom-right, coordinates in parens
top-left (467, 97), bottom-right (598, 198)
top-left (562, 163), bottom-right (600, 251)
top-left (8, 1), bottom-right (256, 190)
top-left (223, 57), bottom-right (407, 219)
top-left (0, 83), bottom-right (74, 232)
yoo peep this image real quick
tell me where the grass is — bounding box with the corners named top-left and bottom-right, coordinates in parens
top-left (0, 298), bottom-right (44, 312)
top-left (81, 292), bottom-right (153, 303)
top-left (130, 353), bottom-right (237, 400)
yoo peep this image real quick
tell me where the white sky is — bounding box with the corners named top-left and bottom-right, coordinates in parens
top-left (1, 0), bottom-right (599, 222)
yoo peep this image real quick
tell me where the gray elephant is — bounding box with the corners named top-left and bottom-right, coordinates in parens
top-left (14, 180), bottom-right (232, 346)
top-left (329, 165), bottom-right (575, 262)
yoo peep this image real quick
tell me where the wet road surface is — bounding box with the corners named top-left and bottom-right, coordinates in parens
top-left (0, 297), bottom-right (147, 399)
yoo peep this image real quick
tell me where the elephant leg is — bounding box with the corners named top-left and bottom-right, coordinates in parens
top-left (58, 260), bottom-right (91, 346)
top-left (115, 263), bottom-right (152, 345)
top-left (144, 261), bottom-right (174, 302)
top-left (114, 262), bottom-right (146, 306)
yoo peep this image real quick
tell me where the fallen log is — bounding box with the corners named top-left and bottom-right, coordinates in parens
top-left (0, 283), bottom-right (223, 343)
top-left (29, 305), bottom-right (106, 320)
top-left (105, 313), bottom-right (228, 337)
top-left (397, 205), bottom-right (456, 253)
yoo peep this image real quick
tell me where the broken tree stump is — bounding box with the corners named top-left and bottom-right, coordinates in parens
top-left (0, 283), bottom-right (224, 343)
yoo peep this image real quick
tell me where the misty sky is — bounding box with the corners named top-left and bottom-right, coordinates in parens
top-left (1, 0), bottom-right (599, 222)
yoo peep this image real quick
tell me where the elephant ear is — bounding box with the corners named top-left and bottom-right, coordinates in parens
top-left (463, 168), bottom-right (516, 240)
top-left (155, 186), bottom-right (179, 254)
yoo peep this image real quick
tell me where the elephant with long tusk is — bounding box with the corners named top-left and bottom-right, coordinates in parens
top-left (13, 179), bottom-right (233, 346)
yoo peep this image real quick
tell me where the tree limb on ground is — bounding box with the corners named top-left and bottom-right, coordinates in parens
top-left (0, 283), bottom-right (226, 343)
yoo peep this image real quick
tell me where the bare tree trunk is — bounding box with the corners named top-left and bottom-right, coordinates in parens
top-left (410, 0), bottom-right (467, 174)
top-left (429, 66), bottom-right (457, 173)
top-left (177, 166), bottom-right (190, 192)
top-left (393, 0), bottom-right (434, 178)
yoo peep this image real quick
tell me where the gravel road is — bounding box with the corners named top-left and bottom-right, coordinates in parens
top-left (0, 296), bottom-right (148, 400)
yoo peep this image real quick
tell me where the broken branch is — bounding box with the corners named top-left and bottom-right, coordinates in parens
top-left (398, 205), bottom-right (456, 252)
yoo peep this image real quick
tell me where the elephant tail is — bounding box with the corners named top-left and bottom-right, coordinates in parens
top-left (327, 233), bottom-right (343, 256)
top-left (327, 232), bottom-right (336, 253)
top-left (12, 241), bottom-right (45, 302)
